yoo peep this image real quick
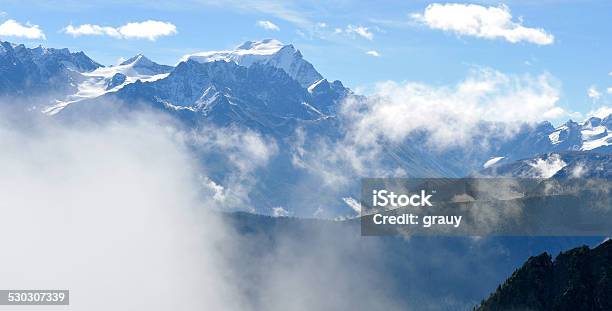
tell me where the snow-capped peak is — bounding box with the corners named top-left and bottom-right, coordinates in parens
top-left (235, 39), bottom-right (285, 55)
top-left (114, 54), bottom-right (173, 76)
top-left (120, 53), bottom-right (144, 65)
top-left (181, 39), bottom-right (285, 64)
top-left (179, 39), bottom-right (323, 88)
top-left (542, 113), bottom-right (612, 151)
top-left (580, 114), bottom-right (612, 151)
top-left (120, 54), bottom-right (155, 67)
top-left (43, 54), bottom-right (172, 115)
top-left (86, 54), bottom-right (170, 79)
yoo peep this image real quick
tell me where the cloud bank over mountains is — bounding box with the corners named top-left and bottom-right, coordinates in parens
top-left (0, 111), bottom-right (241, 310)
top-left (0, 36), bottom-right (607, 217)
top-left (0, 109), bottom-right (405, 310)
top-left (344, 68), bottom-right (563, 148)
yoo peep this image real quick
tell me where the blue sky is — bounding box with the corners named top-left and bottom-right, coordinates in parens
top-left (1, 0), bottom-right (611, 119)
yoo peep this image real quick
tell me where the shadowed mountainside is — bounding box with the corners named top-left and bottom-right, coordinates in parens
top-left (476, 239), bottom-right (612, 311)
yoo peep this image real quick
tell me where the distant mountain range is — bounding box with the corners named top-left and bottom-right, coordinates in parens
top-left (480, 116), bottom-right (612, 177)
top-left (480, 151), bottom-right (611, 179)
top-left (0, 41), bottom-right (101, 97)
top-left (1, 38), bottom-right (610, 215)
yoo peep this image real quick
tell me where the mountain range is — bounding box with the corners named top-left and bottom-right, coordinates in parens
top-left (2, 38), bottom-right (611, 310)
top-left (0, 38), bottom-right (610, 215)
top-left (0, 41), bottom-right (101, 97)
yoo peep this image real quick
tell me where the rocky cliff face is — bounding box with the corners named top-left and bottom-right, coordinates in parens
top-left (476, 239), bottom-right (612, 311)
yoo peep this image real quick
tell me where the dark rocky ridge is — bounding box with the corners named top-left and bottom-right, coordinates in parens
top-left (476, 239), bottom-right (612, 311)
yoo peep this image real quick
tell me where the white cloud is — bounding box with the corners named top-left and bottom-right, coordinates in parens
top-left (528, 154), bottom-right (566, 178)
top-left (588, 86), bottom-right (601, 99)
top-left (608, 87), bottom-right (612, 94)
top-left (189, 125), bottom-right (278, 211)
top-left (342, 68), bottom-right (564, 148)
top-left (366, 50), bottom-right (380, 57)
top-left (0, 107), bottom-right (421, 311)
top-left (64, 20), bottom-right (177, 41)
top-left (0, 19), bottom-right (46, 39)
top-left (0, 112), bottom-right (241, 311)
top-left (118, 20), bottom-right (177, 40)
top-left (411, 3), bottom-right (554, 45)
top-left (290, 68), bottom-right (568, 195)
top-left (272, 206), bottom-right (290, 217)
top-left (191, 126), bottom-right (277, 174)
top-left (64, 24), bottom-right (121, 38)
top-left (570, 163), bottom-right (588, 178)
top-left (256, 20), bottom-right (280, 31)
top-left (201, 177), bottom-right (228, 203)
top-left (346, 25), bottom-right (374, 40)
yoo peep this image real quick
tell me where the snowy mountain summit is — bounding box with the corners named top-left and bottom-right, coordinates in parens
top-left (38, 38), bottom-right (350, 129)
top-left (119, 54), bottom-right (173, 76)
top-left (1, 39), bottom-right (340, 117)
top-left (181, 39), bottom-right (323, 88)
top-left (553, 116), bottom-right (612, 151)
top-left (44, 53), bottom-right (171, 114)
